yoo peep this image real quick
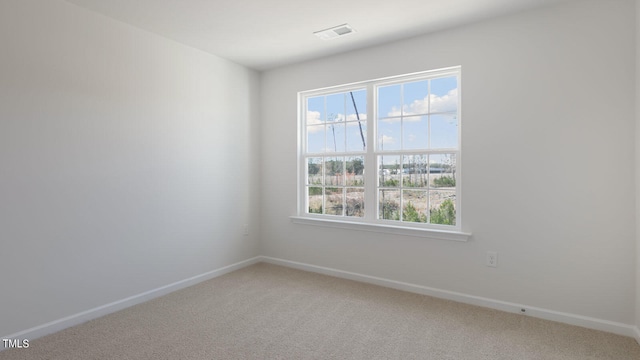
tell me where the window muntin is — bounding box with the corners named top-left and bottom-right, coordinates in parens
top-left (299, 67), bottom-right (461, 230)
top-left (375, 74), bottom-right (459, 226)
top-left (306, 90), bottom-right (367, 154)
top-left (304, 89), bottom-right (367, 217)
top-left (377, 153), bottom-right (457, 225)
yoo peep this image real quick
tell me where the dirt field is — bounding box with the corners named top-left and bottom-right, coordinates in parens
top-left (307, 173), bottom-right (455, 220)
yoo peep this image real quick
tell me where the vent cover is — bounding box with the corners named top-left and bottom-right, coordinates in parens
top-left (314, 24), bottom-right (356, 40)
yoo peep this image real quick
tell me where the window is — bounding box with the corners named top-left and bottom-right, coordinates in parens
top-left (298, 66), bottom-right (462, 234)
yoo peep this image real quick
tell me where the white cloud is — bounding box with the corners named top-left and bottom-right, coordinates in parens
top-left (308, 111), bottom-right (367, 132)
top-left (332, 113), bottom-right (368, 122)
top-left (380, 135), bottom-right (395, 144)
top-left (429, 88), bottom-right (458, 113)
top-left (307, 111), bottom-right (322, 126)
top-left (386, 88), bottom-right (458, 117)
top-left (306, 111), bottom-right (323, 133)
top-left (346, 113), bottom-right (367, 122)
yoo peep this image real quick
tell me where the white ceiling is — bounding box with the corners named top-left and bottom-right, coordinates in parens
top-left (66, 0), bottom-right (569, 71)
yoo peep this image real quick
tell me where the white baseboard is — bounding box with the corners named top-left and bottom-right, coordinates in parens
top-left (4, 255), bottom-right (637, 348)
top-left (1, 256), bottom-right (261, 345)
top-left (260, 256), bottom-right (638, 340)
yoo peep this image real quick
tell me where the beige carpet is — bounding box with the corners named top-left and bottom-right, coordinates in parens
top-left (1, 263), bottom-right (639, 360)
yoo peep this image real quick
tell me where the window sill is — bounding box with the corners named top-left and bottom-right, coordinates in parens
top-left (290, 216), bottom-right (471, 242)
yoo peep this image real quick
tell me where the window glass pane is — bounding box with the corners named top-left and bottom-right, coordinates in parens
top-left (345, 156), bottom-right (364, 186)
top-left (325, 187), bottom-right (343, 216)
top-left (346, 122), bottom-right (366, 152)
top-left (430, 76), bottom-right (458, 113)
top-left (378, 84), bottom-right (401, 118)
top-left (429, 190), bottom-right (456, 225)
top-left (402, 116), bottom-right (428, 150)
top-left (326, 93), bottom-right (346, 122)
top-left (346, 89), bottom-right (366, 122)
top-left (307, 96), bottom-right (325, 123)
top-left (429, 154), bottom-right (456, 189)
top-left (324, 157), bottom-right (344, 186)
top-left (307, 125), bottom-right (325, 153)
top-left (345, 188), bottom-right (364, 217)
top-left (402, 190), bottom-right (427, 223)
top-left (430, 114), bottom-right (458, 149)
top-left (379, 189), bottom-right (400, 221)
top-left (326, 122), bottom-right (345, 153)
top-left (307, 186), bottom-right (323, 214)
top-left (402, 154), bottom-right (428, 188)
top-left (378, 119), bottom-right (401, 151)
top-left (307, 157), bottom-right (323, 185)
top-left (403, 80), bottom-right (429, 116)
top-left (378, 155), bottom-right (400, 187)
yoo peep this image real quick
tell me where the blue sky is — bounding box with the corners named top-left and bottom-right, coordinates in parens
top-left (306, 76), bottom-right (458, 154)
top-left (306, 89), bottom-right (367, 153)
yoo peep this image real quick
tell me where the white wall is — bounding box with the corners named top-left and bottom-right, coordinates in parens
top-left (0, 0), bottom-right (260, 336)
top-left (261, 0), bottom-right (636, 325)
top-left (636, 0), bottom-right (640, 337)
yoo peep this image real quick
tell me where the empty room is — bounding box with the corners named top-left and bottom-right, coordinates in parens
top-left (1, 0), bottom-right (640, 358)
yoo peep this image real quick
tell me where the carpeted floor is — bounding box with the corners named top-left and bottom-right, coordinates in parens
top-left (1, 262), bottom-right (639, 359)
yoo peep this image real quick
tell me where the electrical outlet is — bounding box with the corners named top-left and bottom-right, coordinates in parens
top-left (486, 251), bottom-right (498, 267)
top-left (243, 224), bottom-right (249, 236)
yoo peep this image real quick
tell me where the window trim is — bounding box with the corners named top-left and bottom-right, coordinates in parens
top-left (297, 66), bottom-right (469, 240)
top-left (290, 215), bottom-right (471, 241)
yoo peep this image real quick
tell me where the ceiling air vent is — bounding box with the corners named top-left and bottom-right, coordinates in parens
top-left (314, 24), bottom-right (356, 40)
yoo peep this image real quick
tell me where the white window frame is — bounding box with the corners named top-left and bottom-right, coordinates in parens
top-left (293, 66), bottom-right (470, 241)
